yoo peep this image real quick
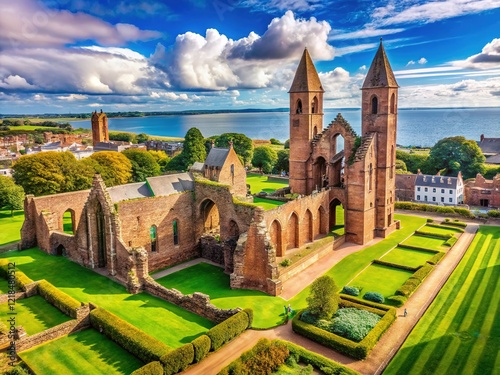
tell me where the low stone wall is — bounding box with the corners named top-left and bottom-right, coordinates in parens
top-left (200, 236), bottom-right (224, 265)
top-left (144, 279), bottom-right (240, 323)
top-left (0, 291), bottom-right (26, 304)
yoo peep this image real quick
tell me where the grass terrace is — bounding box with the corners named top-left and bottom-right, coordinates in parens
top-left (400, 234), bottom-right (448, 251)
top-left (422, 224), bottom-right (464, 235)
top-left (253, 197), bottom-right (286, 211)
top-left (20, 328), bottom-right (144, 375)
top-left (1, 295), bottom-right (72, 335)
top-left (0, 210), bottom-right (24, 247)
top-left (380, 246), bottom-right (437, 269)
top-left (384, 226), bottom-right (499, 375)
top-left (246, 173), bottom-right (289, 194)
top-left (0, 248), bottom-right (214, 348)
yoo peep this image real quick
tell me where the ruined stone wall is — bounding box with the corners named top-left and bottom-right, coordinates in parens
top-left (396, 174), bottom-right (417, 202)
top-left (464, 174), bottom-right (500, 208)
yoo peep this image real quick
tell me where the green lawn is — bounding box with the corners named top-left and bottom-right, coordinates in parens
top-left (0, 295), bottom-right (72, 335)
top-left (246, 173), bottom-right (289, 194)
top-left (384, 226), bottom-right (500, 375)
top-left (252, 197), bottom-right (286, 211)
top-left (401, 234), bottom-right (447, 251)
top-left (347, 263), bottom-right (413, 299)
top-left (63, 211), bottom-right (73, 234)
top-left (0, 278), bottom-right (16, 294)
top-left (20, 328), bottom-right (144, 375)
top-left (381, 247), bottom-right (436, 269)
top-left (0, 210), bottom-right (24, 247)
top-left (156, 262), bottom-right (286, 328)
top-left (422, 224), bottom-right (463, 235)
top-left (0, 249), bottom-right (214, 348)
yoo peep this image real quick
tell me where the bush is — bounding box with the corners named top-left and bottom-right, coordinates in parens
top-left (444, 236), bottom-right (458, 247)
top-left (395, 202), bottom-right (475, 218)
top-left (341, 286), bottom-right (359, 296)
top-left (426, 223), bottom-right (464, 233)
top-left (130, 361), bottom-right (164, 375)
top-left (192, 335), bottom-right (211, 363)
top-left (415, 230), bottom-right (452, 239)
top-left (0, 261), bottom-right (34, 292)
top-left (207, 310), bottom-right (250, 351)
top-left (372, 260), bottom-right (418, 272)
top-left (280, 259), bottom-right (292, 267)
top-left (441, 220), bottom-right (467, 228)
top-left (90, 307), bottom-right (170, 362)
top-left (331, 308), bottom-right (381, 342)
top-left (426, 218), bottom-right (434, 223)
top-left (37, 280), bottom-right (82, 318)
top-left (306, 275), bottom-right (340, 319)
top-left (413, 264), bottom-right (434, 282)
top-left (387, 295), bottom-right (407, 307)
top-left (427, 252), bottom-right (445, 265)
top-left (243, 308), bottom-right (253, 328)
top-left (160, 343), bottom-right (194, 375)
top-left (363, 292), bottom-right (385, 304)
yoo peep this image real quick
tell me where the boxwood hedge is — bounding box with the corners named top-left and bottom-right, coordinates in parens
top-left (206, 310), bottom-right (250, 351)
top-left (90, 307), bottom-right (170, 362)
top-left (192, 335), bottom-right (211, 363)
top-left (130, 361), bottom-right (163, 375)
top-left (160, 343), bottom-right (194, 375)
top-left (427, 252), bottom-right (445, 265)
top-left (38, 280), bottom-right (82, 318)
top-left (0, 260), bottom-right (34, 292)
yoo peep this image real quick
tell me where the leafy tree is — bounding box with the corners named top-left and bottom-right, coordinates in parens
top-left (395, 159), bottom-right (409, 174)
top-left (148, 150), bottom-right (170, 172)
top-left (306, 275), bottom-right (339, 319)
top-left (109, 132), bottom-right (135, 143)
top-left (396, 150), bottom-right (431, 174)
top-left (252, 146), bottom-right (277, 174)
top-left (274, 149), bottom-right (289, 173)
top-left (215, 133), bottom-right (253, 166)
top-left (284, 139), bottom-right (290, 149)
top-left (270, 138), bottom-right (282, 145)
top-left (122, 149), bottom-right (161, 182)
top-left (136, 133), bottom-right (149, 144)
top-left (0, 176), bottom-right (25, 215)
top-left (166, 154), bottom-right (187, 171)
top-left (167, 128), bottom-right (206, 171)
top-left (86, 151), bottom-right (132, 186)
top-left (427, 136), bottom-right (485, 179)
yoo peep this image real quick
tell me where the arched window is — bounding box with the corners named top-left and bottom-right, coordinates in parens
top-left (150, 225), bottom-right (157, 252)
top-left (311, 96), bottom-right (318, 114)
top-left (173, 220), bottom-right (179, 245)
top-left (390, 93), bottom-right (396, 114)
top-left (371, 96), bottom-right (378, 114)
top-left (296, 99), bottom-right (302, 114)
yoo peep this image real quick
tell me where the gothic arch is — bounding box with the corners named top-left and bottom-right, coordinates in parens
top-left (311, 96), bottom-right (318, 114)
top-left (296, 99), bottom-right (303, 114)
top-left (269, 220), bottom-right (283, 257)
top-left (318, 206), bottom-right (328, 236)
top-left (371, 95), bottom-right (378, 114)
top-left (200, 198), bottom-right (220, 235)
top-left (287, 212), bottom-right (299, 250)
top-left (62, 208), bottom-right (75, 234)
top-left (313, 156), bottom-right (327, 191)
top-left (228, 219), bottom-right (240, 240)
top-left (55, 244), bottom-right (66, 256)
top-left (304, 209), bottom-right (313, 243)
top-left (390, 93), bottom-right (396, 114)
top-left (329, 198), bottom-right (345, 232)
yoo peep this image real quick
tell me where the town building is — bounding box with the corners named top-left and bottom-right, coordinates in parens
top-left (414, 173), bottom-right (464, 205)
top-left (478, 134), bottom-right (500, 164)
top-left (464, 173), bottom-right (500, 208)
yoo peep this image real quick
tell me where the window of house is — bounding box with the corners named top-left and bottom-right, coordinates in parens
top-left (449, 198), bottom-right (453, 203)
top-left (441, 197), bottom-right (444, 202)
top-left (432, 197), bottom-right (436, 202)
top-left (449, 189), bottom-right (453, 194)
top-left (433, 188), bottom-right (436, 193)
top-left (417, 195), bottom-right (420, 200)
top-left (425, 187), bottom-right (428, 192)
top-left (173, 220), bottom-right (179, 245)
top-left (371, 96), bottom-right (378, 114)
top-left (417, 187), bottom-right (420, 191)
top-left (425, 196), bottom-right (428, 201)
top-left (441, 189), bottom-right (445, 193)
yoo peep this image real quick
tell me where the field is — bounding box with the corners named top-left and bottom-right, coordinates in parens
top-left (381, 246), bottom-right (436, 268)
top-left (401, 234), bottom-right (447, 251)
top-left (252, 197), bottom-right (286, 210)
top-left (19, 328), bottom-right (144, 375)
top-left (246, 173), bottom-right (289, 194)
top-left (384, 226), bottom-right (500, 375)
top-left (0, 210), bottom-right (24, 247)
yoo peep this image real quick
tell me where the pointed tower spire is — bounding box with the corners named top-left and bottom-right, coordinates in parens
top-left (362, 40), bottom-right (398, 89)
top-left (289, 48), bottom-right (324, 93)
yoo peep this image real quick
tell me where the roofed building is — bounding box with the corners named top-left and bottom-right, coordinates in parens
top-left (415, 172), bottom-right (464, 205)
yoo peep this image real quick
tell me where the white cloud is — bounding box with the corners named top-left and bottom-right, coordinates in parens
top-left (57, 94), bottom-right (88, 101)
top-left (329, 27), bottom-right (405, 41)
top-left (239, 0), bottom-right (327, 12)
top-left (407, 60), bottom-right (416, 66)
top-left (456, 38), bottom-right (500, 69)
top-left (418, 57), bottom-right (428, 65)
top-left (150, 92), bottom-right (191, 101)
top-left (0, 75), bottom-right (34, 89)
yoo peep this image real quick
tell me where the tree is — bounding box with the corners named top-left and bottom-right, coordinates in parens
top-left (109, 132), bottom-right (135, 143)
top-left (148, 150), bottom-right (170, 172)
top-left (136, 133), bottom-right (149, 144)
top-left (252, 146), bottom-right (278, 174)
top-left (86, 151), bottom-right (132, 186)
top-left (284, 139), bottom-right (290, 149)
top-left (427, 136), bottom-right (485, 179)
top-left (215, 133), bottom-right (253, 166)
top-left (122, 149), bottom-right (161, 182)
top-left (306, 275), bottom-right (339, 319)
top-left (274, 150), bottom-right (289, 173)
top-left (167, 128), bottom-right (206, 171)
top-left (396, 150), bottom-right (431, 174)
top-left (270, 138), bottom-right (282, 145)
top-left (0, 176), bottom-right (25, 215)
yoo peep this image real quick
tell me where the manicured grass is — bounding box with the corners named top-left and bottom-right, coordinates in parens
top-left (253, 197), bottom-right (286, 210)
top-left (384, 226), bottom-right (500, 375)
top-left (381, 247), bottom-right (436, 268)
top-left (347, 263), bottom-right (413, 299)
top-left (422, 224), bottom-right (463, 235)
top-left (0, 295), bottom-right (72, 335)
top-left (20, 328), bottom-right (144, 375)
top-left (0, 278), bottom-right (16, 294)
top-left (2, 125), bottom-right (56, 131)
top-left (156, 262), bottom-right (286, 328)
top-left (0, 249), bottom-right (214, 348)
top-left (0, 210), bottom-right (24, 247)
top-left (401, 234), bottom-right (447, 251)
top-left (289, 214), bottom-right (427, 309)
top-left (63, 211), bottom-right (73, 234)
top-left (246, 173), bottom-right (289, 194)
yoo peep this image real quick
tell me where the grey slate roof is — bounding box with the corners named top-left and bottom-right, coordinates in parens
top-left (107, 182), bottom-right (152, 203)
top-left (204, 148), bottom-right (230, 168)
top-left (415, 174), bottom-right (459, 189)
top-left (478, 137), bottom-right (500, 154)
top-left (485, 154), bottom-right (500, 164)
top-left (190, 162), bottom-right (204, 173)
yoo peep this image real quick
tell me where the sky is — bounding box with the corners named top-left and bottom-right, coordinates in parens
top-left (0, 0), bottom-right (499, 114)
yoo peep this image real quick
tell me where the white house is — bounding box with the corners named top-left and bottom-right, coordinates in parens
top-left (415, 172), bottom-right (464, 206)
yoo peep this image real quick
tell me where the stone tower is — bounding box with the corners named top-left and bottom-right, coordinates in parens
top-left (91, 109), bottom-right (109, 146)
top-left (288, 48), bottom-right (324, 195)
top-left (361, 40), bottom-right (399, 234)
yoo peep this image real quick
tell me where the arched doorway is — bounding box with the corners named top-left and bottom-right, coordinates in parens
top-left (330, 133), bottom-right (345, 188)
top-left (318, 206), bottom-right (328, 237)
top-left (55, 244), bottom-right (66, 256)
top-left (228, 220), bottom-right (239, 240)
top-left (304, 210), bottom-right (313, 243)
top-left (270, 220), bottom-right (283, 256)
top-left (201, 199), bottom-right (220, 235)
top-left (287, 212), bottom-right (299, 250)
top-left (313, 157), bottom-right (327, 191)
top-left (329, 199), bottom-right (345, 236)
top-left (62, 209), bottom-right (75, 234)
top-left (96, 202), bottom-right (107, 268)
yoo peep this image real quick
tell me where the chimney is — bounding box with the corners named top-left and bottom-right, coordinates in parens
top-left (480, 134), bottom-right (484, 142)
top-left (229, 140), bottom-right (233, 149)
top-left (211, 140), bottom-right (215, 148)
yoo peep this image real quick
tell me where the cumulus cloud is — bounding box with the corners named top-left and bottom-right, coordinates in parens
top-left (458, 38), bottom-right (500, 68)
top-left (0, 75), bottom-right (35, 90)
top-left (418, 57), bottom-right (428, 64)
top-left (57, 94), bottom-right (88, 101)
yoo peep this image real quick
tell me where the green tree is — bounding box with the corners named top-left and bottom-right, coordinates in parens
top-left (274, 149), bottom-right (289, 173)
top-left (284, 139), bottom-right (290, 149)
top-left (168, 128), bottom-right (206, 171)
top-left (122, 149), bottom-right (161, 182)
top-left (215, 133), bottom-right (253, 166)
top-left (427, 136), bottom-right (485, 179)
top-left (136, 133), bottom-right (149, 144)
top-left (396, 150), bottom-right (431, 174)
top-left (0, 176), bottom-right (25, 215)
top-left (270, 138), bottom-right (282, 145)
top-left (86, 151), bottom-right (132, 186)
top-left (148, 150), bottom-right (170, 172)
top-left (252, 146), bottom-right (278, 174)
top-left (306, 275), bottom-right (339, 319)
top-left (109, 132), bottom-right (135, 143)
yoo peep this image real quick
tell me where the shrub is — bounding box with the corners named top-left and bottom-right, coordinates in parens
top-left (372, 260), bottom-right (418, 272)
top-left (243, 308), bottom-right (253, 328)
top-left (4, 366), bottom-right (30, 375)
top-left (90, 307), bottom-right (170, 362)
top-left (394, 202), bottom-right (474, 218)
top-left (331, 308), bottom-right (381, 342)
top-left (426, 218), bottom-right (434, 223)
top-left (207, 310), bottom-right (250, 351)
top-left (160, 343), bottom-right (194, 375)
top-left (192, 335), bottom-right (211, 363)
top-left (279, 259), bottom-right (292, 267)
top-left (427, 252), bottom-right (445, 265)
top-left (363, 292), bottom-right (384, 304)
top-left (413, 264), bottom-right (434, 282)
top-left (339, 295), bottom-right (389, 314)
top-left (415, 230), bottom-right (452, 239)
top-left (387, 295), bottom-right (407, 307)
top-left (38, 280), bottom-right (81, 318)
top-left (441, 220), bottom-right (467, 228)
top-left (130, 361), bottom-right (164, 375)
top-left (0, 261), bottom-right (34, 292)
top-left (341, 286), bottom-right (359, 296)
top-left (444, 236), bottom-right (458, 247)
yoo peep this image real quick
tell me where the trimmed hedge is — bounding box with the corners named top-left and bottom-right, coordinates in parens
top-left (192, 335), bottom-right (211, 363)
top-left (363, 292), bottom-right (385, 304)
top-left (414, 230), bottom-right (452, 239)
top-left (160, 343), bottom-right (194, 375)
top-left (90, 307), bottom-right (170, 362)
top-left (444, 236), bottom-right (458, 247)
top-left (396, 264), bottom-right (434, 297)
top-left (243, 308), bottom-right (253, 327)
top-left (427, 223), bottom-right (465, 232)
top-left (341, 286), bottom-right (360, 296)
top-left (281, 340), bottom-right (360, 375)
top-left (0, 260), bottom-right (35, 292)
top-left (395, 202), bottom-right (475, 218)
top-left (339, 295), bottom-right (389, 315)
top-left (441, 220), bottom-right (467, 228)
top-left (292, 299), bottom-right (396, 360)
top-left (413, 264), bottom-right (434, 282)
top-left (372, 259), bottom-right (418, 272)
top-left (397, 244), bottom-right (438, 253)
top-left (427, 252), bottom-right (445, 265)
top-left (207, 310), bottom-right (250, 351)
top-left (387, 295), bottom-right (407, 307)
top-left (130, 361), bottom-right (163, 375)
top-left (37, 280), bottom-right (81, 318)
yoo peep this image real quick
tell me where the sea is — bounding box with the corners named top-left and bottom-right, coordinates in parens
top-left (69, 107), bottom-right (500, 147)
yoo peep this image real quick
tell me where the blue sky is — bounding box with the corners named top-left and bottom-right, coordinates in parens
top-left (0, 0), bottom-right (499, 114)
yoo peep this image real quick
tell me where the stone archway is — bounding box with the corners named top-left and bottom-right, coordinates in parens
top-left (313, 156), bottom-right (327, 191)
top-left (318, 206), bottom-right (328, 236)
top-left (287, 212), bottom-right (299, 250)
top-left (269, 220), bottom-right (283, 256)
top-left (55, 244), bottom-right (66, 256)
top-left (62, 209), bottom-right (75, 234)
top-left (200, 199), bottom-right (220, 235)
top-left (304, 209), bottom-right (313, 243)
top-left (329, 199), bottom-right (345, 234)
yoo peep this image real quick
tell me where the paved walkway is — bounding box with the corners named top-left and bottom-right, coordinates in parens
top-left (182, 213), bottom-right (481, 375)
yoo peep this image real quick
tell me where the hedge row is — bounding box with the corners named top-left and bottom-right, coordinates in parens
top-left (281, 340), bottom-right (360, 375)
top-left (339, 295), bottom-right (390, 314)
top-left (161, 343), bottom-right (194, 375)
top-left (397, 244), bottom-right (438, 253)
top-left (444, 236), bottom-right (458, 247)
top-left (396, 264), bottom-right (435, 298)
top-left (130, 361), bottom-right (163, 375)
top-left (427, 252), bottom-right (445, 265)
top-left (372, 259), bottom-right (418, 272)
top-left (89, 307), bottom-right (170, 363)
top-left (292, 300), bottom-right (396, 359)
top-left (37, 280), bottom-right (81, 318)
top-left (395, 202), bottom-right (475, 218)
top-left (341, 286), bottom-right (360, 296)
top-left (206, 309), bottom-right (250, 351)
top-left (441, 220), bottom-right (467, 228)
top-left (0, 259), bottom-right (35, 292)
top-left (192, 335), bottom-right (211, 363)
top-left (427, 223), bottom-right (465, 232)
top-left (414, 230), bottom-right (453, 239)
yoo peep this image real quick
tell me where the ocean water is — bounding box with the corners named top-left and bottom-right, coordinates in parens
top-left (70, 107), bottom-right (500, 147)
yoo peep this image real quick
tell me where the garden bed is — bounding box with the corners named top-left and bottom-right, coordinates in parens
top-left (380, 246), bottom-right (438, 269)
